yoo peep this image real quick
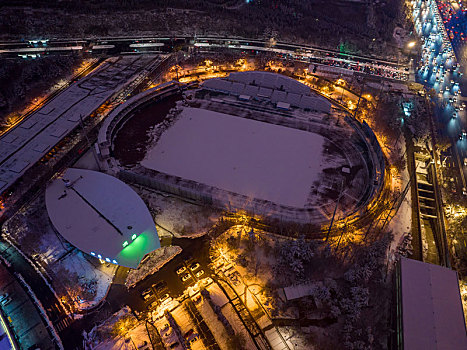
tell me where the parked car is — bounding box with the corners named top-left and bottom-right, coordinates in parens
top-left (147, 301), bottom-right (158, 310)
top-left (189, 262), bottom-right (200, 271)
top-left (160, 324), bottom-right (170, 333)
top-left (175, 266), bottom-right (186, 275)
top-left (1, 297), bottom-right (12, 306)
top-left (181, 273), bottom-right (191, 282)
top-left (141, 288), bottom-right (152, 299)
top-left (159, 293), bottom-right (170, 303)
top-left (164, 328), bottom-right (173, 337)
top-left (152, 281), bottom-right (167, 292)
top-left (184, 329), bottom-right (194, 339)
top-left (195, 270), bottom-right (204, 278)
top-left (137, 340), bottom-right (149, 349)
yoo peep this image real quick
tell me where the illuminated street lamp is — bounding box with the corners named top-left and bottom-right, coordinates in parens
top-left (408, 41), bottom-right (416, 48)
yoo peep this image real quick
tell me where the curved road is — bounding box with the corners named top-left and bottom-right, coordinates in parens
top-left (0, 239), bottom-right (69, 348)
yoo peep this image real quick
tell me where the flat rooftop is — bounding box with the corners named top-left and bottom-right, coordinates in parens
top-left (0, 55), bottom-right (160, 194)
top-left (142, 107), bottom-right (325, 207)
top-left (400, 257), bottom-right (467, 350)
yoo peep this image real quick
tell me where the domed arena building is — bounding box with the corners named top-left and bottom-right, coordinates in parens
top-left (46, 168), bottom-right (160, 269)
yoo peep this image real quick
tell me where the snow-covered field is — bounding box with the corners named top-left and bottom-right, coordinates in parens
top-left (142, 107), bottom-right (326, 207)
top-left (50, 250), bottom-right (116, 310)
top-left (134, 185), bottom-right (220, 238)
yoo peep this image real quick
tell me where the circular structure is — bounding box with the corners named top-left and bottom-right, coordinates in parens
top-left (101, 72), bottom-right (385, 225)
top-left (45, 168), bottom-right (160, 268)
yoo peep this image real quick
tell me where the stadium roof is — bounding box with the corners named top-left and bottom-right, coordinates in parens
top-left (46, 168), bottom-right (160, 268)
top-left (400, 257), bottom-right (467, 350)
top-left (202, 71), bottom-right (331, 113)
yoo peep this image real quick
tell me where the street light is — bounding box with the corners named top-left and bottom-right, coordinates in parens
top-left (408, 41), bottom-right (416, 48)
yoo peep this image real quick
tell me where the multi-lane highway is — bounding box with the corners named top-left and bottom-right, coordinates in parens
top-left (411, 0), bottom-right (467, 194)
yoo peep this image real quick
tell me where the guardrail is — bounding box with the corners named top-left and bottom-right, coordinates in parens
top-left (0, 298), bottom-right (19, 350)
top-left (15, 273), bottom-right (64, 350)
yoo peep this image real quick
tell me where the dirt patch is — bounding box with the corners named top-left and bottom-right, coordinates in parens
top-left (112, 94), bottom-right (181, 167)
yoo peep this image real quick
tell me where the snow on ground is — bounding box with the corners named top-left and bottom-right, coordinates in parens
top-left (279, 326), bottom-right (313, 350)
top-left (387, 135), bottom-right (412, 265)
top-left (206, 283), bottom-right (229, 307)
top-left (128, 324), bottom-right (152, 349)
top-left (93, 337), bottom-right (134, 350)
top-left (133, 185), bottom-right (221, 238)
top-left (196, 298), bottom-right (231, 350)
top-left (89, 306), bottom-right (142, 350)
top-left (4, 195), bottom-right (68, 263)
top-left (73, 147), bottom-right (101, 171)
top-left (142, 107), bottom-right (326, 207)
top-left (219, 302), bottom-right (257, 350)
top-left (126, 246), bottom-right (182, 288)
top-left (50, 250), bottom-right (116, 310)
top-left (3, 195), bottom-right (115, 311)
top-left (170, 304), bottom-right (201, 348)
top-left (205, 282), bottom-right (256, 349)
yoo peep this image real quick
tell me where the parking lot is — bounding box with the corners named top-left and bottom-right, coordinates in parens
top-left (131, 237), bottom-right (213, 312)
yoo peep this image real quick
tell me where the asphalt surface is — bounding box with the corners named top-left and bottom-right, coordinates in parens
top-left (0, 240), bottom-right (67, 348)
top-left (0, 264), bottom-right (55, 349)
top-left (61, 235), bottom-right (214, 348)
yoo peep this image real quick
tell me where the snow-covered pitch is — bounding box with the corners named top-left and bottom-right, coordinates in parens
top-left (142, 107), bottom-right (325, 208)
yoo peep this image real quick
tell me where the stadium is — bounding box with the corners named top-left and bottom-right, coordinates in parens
top-left (98, 71), bottom-right (385, 226)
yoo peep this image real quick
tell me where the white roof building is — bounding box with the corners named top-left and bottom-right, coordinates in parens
top-left (0, 55), bottom-right (160, 194)
top-left (397, 257), bottom-right (467, 350)
top-left (46, 168), bottom-right (160, 269)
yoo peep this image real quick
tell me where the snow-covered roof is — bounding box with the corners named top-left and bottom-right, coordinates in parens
top-left (45, 168), bottom-right (160, 269)
top-left (201, 72), bottom-right (331, 114)
top-left (283, 282), bottom-right (314, 300)
top-left (0, 56), bottom-right (160, 195)
top-left (227, 71), bottom-right (310, 94)
top-left (400, 257), bottom-right (467, 350)
top-left (276, 102), bottom-right (290, 110)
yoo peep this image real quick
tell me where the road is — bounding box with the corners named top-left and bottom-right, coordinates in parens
top-left (0, 36), bottom-right (409, 81)
top-left (0, 239), bottom-right (69, 348)
top-left (411, 0), bottom-right (467, 195)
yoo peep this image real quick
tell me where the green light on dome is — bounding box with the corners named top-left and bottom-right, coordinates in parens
top-left (120, 234), bottom-right (149, 260)
top-left (122, 241), bottom-right (129, 248)
top-left (131, 234), bottom-right (137, 240)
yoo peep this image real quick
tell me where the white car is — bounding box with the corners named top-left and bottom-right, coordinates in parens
top-left (176, 266), bottom-right (186, 275)
top-left (181, 273), bottom-right (192, 282)
top-left (195, 270), bottom-right (204, 278)
top-left (160, 293), bottom-right (170, 303)
top-left (189, 262), bottom-right (200, 271)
